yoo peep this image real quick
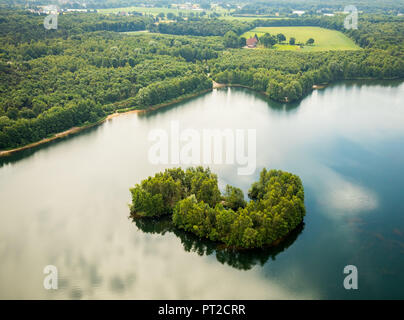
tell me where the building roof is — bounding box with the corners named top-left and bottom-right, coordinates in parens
top-left (246, 37), bottom-right (258, 47)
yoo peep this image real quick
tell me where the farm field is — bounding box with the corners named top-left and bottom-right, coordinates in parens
top-left (242, 26), bottom-right (361, 51)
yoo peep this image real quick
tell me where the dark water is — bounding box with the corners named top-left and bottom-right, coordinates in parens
top-left (0, 81), bottom-right (403, 299)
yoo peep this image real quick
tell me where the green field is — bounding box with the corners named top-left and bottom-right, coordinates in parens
top-left (242, 26), bottom-right (361, 51)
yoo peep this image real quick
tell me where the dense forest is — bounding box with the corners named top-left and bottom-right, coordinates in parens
top-left (233, 0), bottom-right (404, 16)
top-left (130, 167), bottom-right (305, 249)
top-left (0, 11), bottom-right (220, 149)
top-left (158, 18), bottom-right (253, 36)
top-left (0, 11), bottom-right (156, 44)
top-left (209, 49), bottom-right (403, 101)
top-left (0, 9), bottom-right (403, 151)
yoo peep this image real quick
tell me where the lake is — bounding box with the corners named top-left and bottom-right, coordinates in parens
top-left (0, 80), bottom-right (403, 299)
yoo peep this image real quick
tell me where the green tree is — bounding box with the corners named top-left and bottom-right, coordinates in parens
top-left (306, 38), bottom-right (315, 45)
top-left (260, 33), bottom-right (277, 48)
top-left (6, 107), bottom-right (18, 120)
top-left (277, 33), bottom-right (286, 43)
top-left (223, 31), bottom-right (240, 48)
top-left (223, 185), bottom-right (246, 211)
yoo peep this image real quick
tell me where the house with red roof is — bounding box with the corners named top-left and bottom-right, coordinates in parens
top-left (246, 34), bottom-right (258, 48)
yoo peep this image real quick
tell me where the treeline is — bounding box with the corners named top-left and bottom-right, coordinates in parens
top-left (210, 49), bottom-right (404, 102)
top-left (157, 16), bottom-right (343, 37)
top-left (130, 167), bottom-right (306, 249)
top-left (158, 18), bottom-right (254, 36)
top-left (0, 99), bottom-right (105, 149)
top-left (120, 74), bottom-right (212, 109)
top-left (0, 10), bottom-right (154, 45)
top-left (345, 15), bottom-right (404, 53)
top-left (233, 0), bottom-right (404, 16)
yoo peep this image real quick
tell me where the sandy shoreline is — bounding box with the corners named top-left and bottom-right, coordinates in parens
top-left (0, 89), bottom-right (211, 158)
top-left (0, 110), bottom-right (145, 157)
top-left (212, 80), bottom-right (227, 89)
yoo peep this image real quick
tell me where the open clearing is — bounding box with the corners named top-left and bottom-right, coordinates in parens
top-left (242, 26), bottom-right (360, 51)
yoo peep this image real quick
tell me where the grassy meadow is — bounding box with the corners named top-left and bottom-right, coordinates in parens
top-left (242, 26), bottom-right (361, 51)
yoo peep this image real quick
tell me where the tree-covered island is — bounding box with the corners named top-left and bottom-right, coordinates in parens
top-left (130, 167), bottom-right (305, 249)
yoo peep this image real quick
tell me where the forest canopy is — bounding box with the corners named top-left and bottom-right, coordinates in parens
top-left (130, 167), bottom-right (306, 249)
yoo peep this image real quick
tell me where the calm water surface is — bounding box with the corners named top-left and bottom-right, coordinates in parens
top-left (0, 81), bottom-right (403, 299)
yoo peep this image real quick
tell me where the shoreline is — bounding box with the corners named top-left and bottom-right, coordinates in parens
top-left (213, 81), bottom-right (271, 99)
top-left (0, 89), bottom-right (211, 158)
top-left (0, 118), bottom-right (110, 158)
top-left (130, 211), bottom-right (305, 251)
top-left (212, 77), bottom-right (402, 102)
top-left (1, 78), bottom-right (401, 158)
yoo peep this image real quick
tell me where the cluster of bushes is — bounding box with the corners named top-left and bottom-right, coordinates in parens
top-left (130, 167), bottom-right (305, 249)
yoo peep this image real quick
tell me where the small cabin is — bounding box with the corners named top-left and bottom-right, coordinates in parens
top-left (246, 36), bottom-right (258, 48)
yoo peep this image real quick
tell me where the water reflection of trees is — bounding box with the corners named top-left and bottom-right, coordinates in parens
top-left (132, 216), bottom-right (304, 270)
top-left (0, 125), bottom-right (100, 168)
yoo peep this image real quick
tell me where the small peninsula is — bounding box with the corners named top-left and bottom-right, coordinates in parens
top-left (129, 167), bottom-right (306, 249)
